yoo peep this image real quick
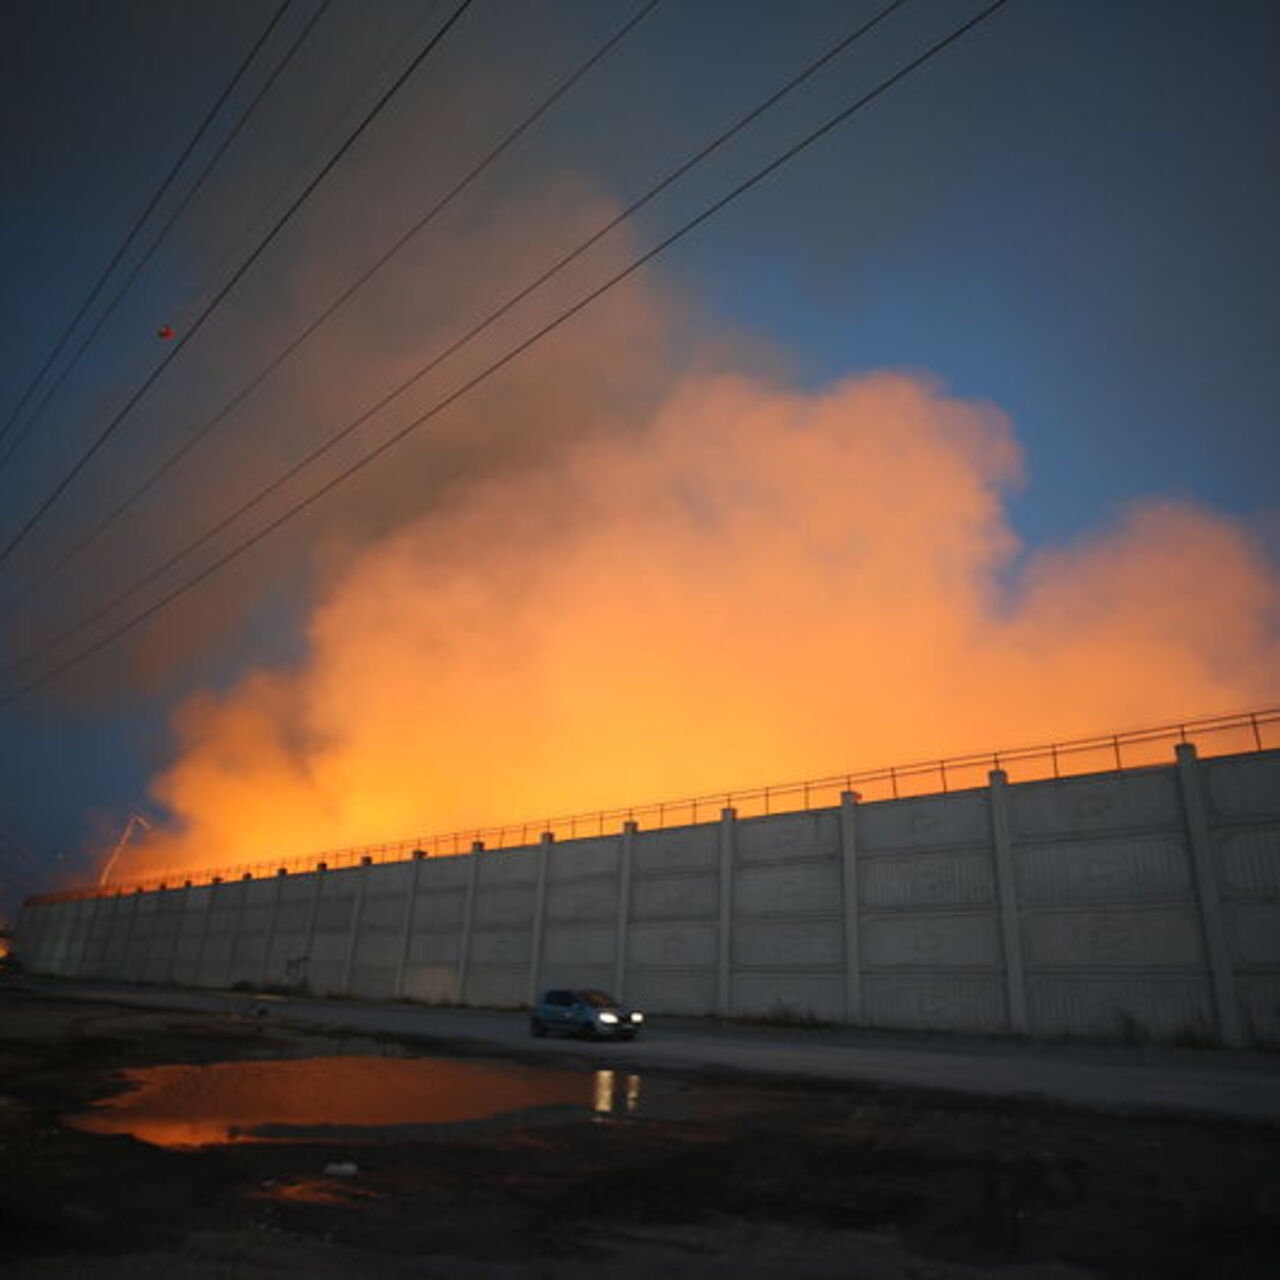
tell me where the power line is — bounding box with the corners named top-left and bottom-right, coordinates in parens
top-left (0, 0), bottom-right (295, 462)
top-left (0, 0), bottom-right (474, 573)
top-left (0, 0), bottom-right (334, 476)
top-left (0, 0), bottom-right (891, 666)
top-left (0, 0), bottom-right (1011, 707)
top-left (0, 0), bottom-right (661, 624)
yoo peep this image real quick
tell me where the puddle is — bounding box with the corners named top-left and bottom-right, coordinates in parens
top-left (68, 1056), bottom-right (645, 1148)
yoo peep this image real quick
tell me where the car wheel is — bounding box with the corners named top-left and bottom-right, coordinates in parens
top-left (530, 1018), bottom-right (547, 1038)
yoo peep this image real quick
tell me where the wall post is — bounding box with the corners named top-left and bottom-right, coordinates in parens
top-left (989, 769), bottom-right (1029, 1034)
top-left (717, 807), bottom-right (737, 1018)
top-left (166, 885), bottom-right (190, 984)
top-left (193, 882), bottom-right (219, 988)
top-left (260, 874), bottom-right (286, 988)
top-left (613, 822), bottom-right (637, 1000)
top-left (456, 845), bottom-right (482, 1005)
top-left (839, 791), bottom-right (863, 1024)
top-left (298, 867), bottom-right (325, 992)
top-left (1176, 742), bottom-right (1244, 1046)
top-left (119, 892), bottom-right (141, 981)
top-left (93, 892), bottom-right (123, 979)
top-left (528, 833), bottom-right (553, 1007)
top-left (394, 853), bottom-right (426, 999)
top-left (341, 864), bottom-right (371, 995)
top-left (68, 899), bottom-right (94, 977)
top-left (225, 878), bottom-right (251, 985)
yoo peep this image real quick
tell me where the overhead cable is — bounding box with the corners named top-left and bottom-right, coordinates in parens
top-left (0, 0), bottom-right (1010, 706)
top-left (0, 0), bottom-right (894, 664)
top-left (0, 0), bottom-right (661, 622)
top-left (0, 0), bottom-right (334, 476)
top-left (0, 0), bottom-right (295, 463)
top-left (0, 0), bottom-right (474, 572)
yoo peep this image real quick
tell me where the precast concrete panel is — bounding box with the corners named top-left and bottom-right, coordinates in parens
top-left (357, 892), bottom-right (404, 931)
top-left (364, 862), bottom-right (413, 895)
top-left (314, 892), bottom-right (355, 935)
top-left (863, 974), bottom-right (1007, 1033)
top-left (1021, 905), bottom-right (1206, 969)
top-left (862, 912), bottom-right (1002, 969)
top-left (101, 901), bottom-right (132, 974)
top-left (857, 792), bottom-right (991, 853)
top-left (734, 918), bottom-right (842, 969)
top-left (464, 966), bottom-right (527, 1007)
top-left (402, 965), bottom-right (458, 1003)
top-left (228, 934), bottom-right (268, 987)
top-left (307, 939), bottom-right (347, 996)
top-left (1027, 976), bottom-right (1215, 1039)
top-left (860, 851), bottom-right (995, 909)
top-left (539, 964), bottom-right (615, 995)
top-left (1010, 768), bottom-right (1182, 839)
top-left (144, 896), bottom-right (181, 982)
top-left (419, 855), bottom-right (472, 889)
top-left (735, 810), bottom-right (839, 863)
top-left (632, 825), bottom-right (718, 873)
top-left (1218, 826), bottom-right (1280, 894)
top-left (548, 836), bottom-right (619, 881)
top-left (732, 972), bottom-right (844, 1021)
top-left (1014, 836), bottom-right (1192, 905)
top-left (1225, 903), bottom-right (1280, 966)
top-left (472, 886), bottom-right (535, 926)
top-left (542, 923), bottom-right (615, 967)
top-left (350, 927), bottom-right (401, 970)
top-left (412, 888), bottom-right (466, 928)
top-left (734, 861), bottom-right (841, 915)
top-left (545, 879), bottom-right (617, 923)
top-left (1239, 975), bottom-right (1280, 1043)
top-left (199, 935), bottom-right (235, 989)
top-left (1205, 751), bottom-right (1280, 821)
top-left (82, 904), bottom-right (112, 975)
top-left (469, 929), bottom-right (532, 966)
top-left (124, 895), bottom-right (158, 980)
top-left (630, 872), bottom-right (717, 920)
top-left (350, 963), bottom-right (398, 999)
top-left (476, 848), bottom-right (538, 886)
top-left (408, 932), bottom-right (461, 966)
top-left (626, 969), bottom-right (717, 1015)
top-left (627, 921), bottom-right (717, 968)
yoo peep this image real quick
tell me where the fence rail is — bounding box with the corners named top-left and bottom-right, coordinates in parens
top-left (27, 706), bottom-right (1280, 905)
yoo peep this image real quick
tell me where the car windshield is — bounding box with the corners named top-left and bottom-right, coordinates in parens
top-left (579, 990), bottom-right (617, 1008)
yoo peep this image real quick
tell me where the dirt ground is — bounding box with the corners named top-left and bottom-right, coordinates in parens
top-left (1, 983), bottom-right (1277, 1278)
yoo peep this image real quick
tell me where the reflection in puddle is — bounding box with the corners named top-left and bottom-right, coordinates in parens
top-left (68, 1057), bottom-right (642, 1148)
top-left (592, 1069), bottom-right (642, 1116)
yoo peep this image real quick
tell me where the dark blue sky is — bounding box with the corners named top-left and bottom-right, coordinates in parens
top-left (0, 0), bottom-right (1277, 911)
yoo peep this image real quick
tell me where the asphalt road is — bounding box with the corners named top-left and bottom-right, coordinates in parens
top-left (16, 976), bottom-right (1280, 1121)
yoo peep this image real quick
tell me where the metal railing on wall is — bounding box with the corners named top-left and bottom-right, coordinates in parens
top-left (27, 706), bottom-right (1279, 905)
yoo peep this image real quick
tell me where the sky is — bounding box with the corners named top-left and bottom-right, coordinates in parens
top-left (0, 0), bottom-right (1277, 912)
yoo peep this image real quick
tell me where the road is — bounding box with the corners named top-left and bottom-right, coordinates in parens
top-left (16, 976), bottom-right (1280, 1121)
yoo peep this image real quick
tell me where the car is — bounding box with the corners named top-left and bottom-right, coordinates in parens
top-left (531, 988), bottom-right (644, 1040)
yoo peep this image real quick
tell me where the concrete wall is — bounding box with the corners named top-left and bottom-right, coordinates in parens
top-left (16, 745), bottom-right (1280, 1046)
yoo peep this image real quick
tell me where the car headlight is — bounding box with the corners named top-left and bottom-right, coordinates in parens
top-left (630, 1012), bottom-right (644, 1023)
top-left (598, 1011), bottom-right (619, 1024)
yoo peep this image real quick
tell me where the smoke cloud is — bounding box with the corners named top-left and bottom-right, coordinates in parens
top-left (122, 368), bottom-right (1280, 878)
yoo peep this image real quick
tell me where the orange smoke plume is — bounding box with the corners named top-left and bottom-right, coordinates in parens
top-left (121, 371), bottom-right (1279, 879)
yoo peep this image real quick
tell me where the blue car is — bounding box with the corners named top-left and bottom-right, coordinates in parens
top-left (531, 988), bottom-right (645, 1040)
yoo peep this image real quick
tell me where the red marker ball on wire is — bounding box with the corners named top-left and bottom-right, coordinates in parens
top-left (156, 324), bottom-right (174, 340)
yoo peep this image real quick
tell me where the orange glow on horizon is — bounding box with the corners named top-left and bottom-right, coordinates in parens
top-left (110, 372), bottom-right (1280, 883)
